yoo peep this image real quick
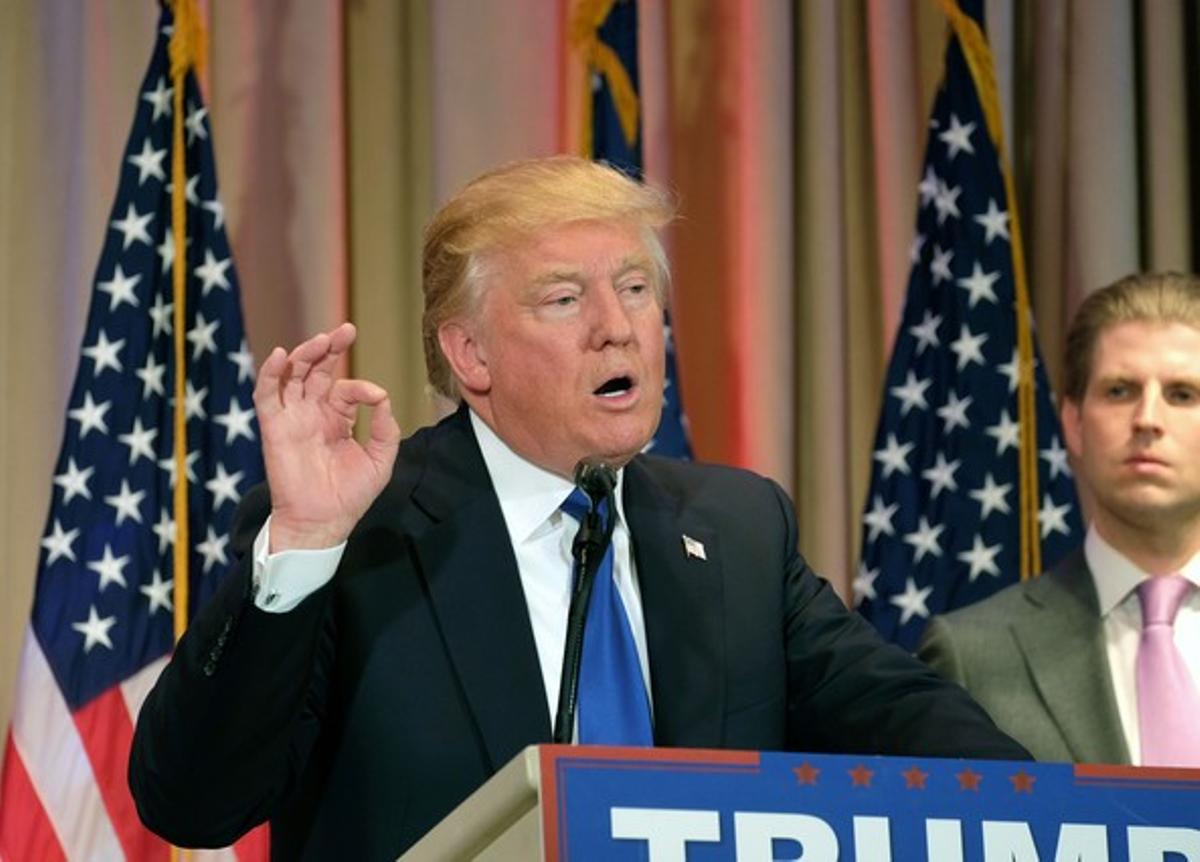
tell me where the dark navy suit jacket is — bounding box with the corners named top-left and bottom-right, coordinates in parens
top-left (130, 406), bottom-right (1028, 859)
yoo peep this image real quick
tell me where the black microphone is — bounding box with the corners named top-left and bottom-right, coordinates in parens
top-left (553, 461), bottom-right (618, 744)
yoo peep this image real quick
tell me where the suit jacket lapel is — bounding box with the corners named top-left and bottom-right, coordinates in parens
top-left (1010, 555), bottom-right (1129, 764)
top-left (407, 408), bottom-right (551, 770)
top-left (624, 458), bottom-right (726, 747)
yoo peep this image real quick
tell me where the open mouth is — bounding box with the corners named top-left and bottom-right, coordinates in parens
top-left (594, 375), bottom-right (634, 398)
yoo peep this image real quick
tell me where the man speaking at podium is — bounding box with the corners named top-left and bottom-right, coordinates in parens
top-left (129, 157), bottom-right (1027, 859)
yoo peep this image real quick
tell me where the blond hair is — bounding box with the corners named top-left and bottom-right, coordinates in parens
top-left (422, 156), bottom-right (676, 399)
top-left (1064, 271), bottom-right (1200, 402)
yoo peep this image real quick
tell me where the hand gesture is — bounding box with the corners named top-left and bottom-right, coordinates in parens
top-left (252, 322), bottom-right (401, 551)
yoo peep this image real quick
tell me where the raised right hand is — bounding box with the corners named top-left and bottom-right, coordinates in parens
top-left (252, 322), bottom-right (401, 552)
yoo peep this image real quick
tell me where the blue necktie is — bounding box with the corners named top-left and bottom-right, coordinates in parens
top-left (561, 488), bottom-right (654, 745)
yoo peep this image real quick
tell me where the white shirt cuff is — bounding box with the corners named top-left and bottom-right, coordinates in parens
top-left (252, 515), bottom-right (347, 613)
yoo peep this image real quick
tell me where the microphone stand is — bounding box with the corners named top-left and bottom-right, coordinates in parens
top-left (552, 472), bottom-right (617, 744)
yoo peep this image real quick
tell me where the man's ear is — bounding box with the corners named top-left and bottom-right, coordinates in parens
top-left (1061, 396), bottom-right (1083, 460)
top-left (438, 321), bottom-right (491, 395)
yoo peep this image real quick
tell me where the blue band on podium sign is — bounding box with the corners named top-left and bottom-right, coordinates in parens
top-left (537, 745), bottom-right (1199, 860)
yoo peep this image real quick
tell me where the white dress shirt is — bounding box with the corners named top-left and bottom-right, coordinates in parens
top-left (250, 409), bottom-right (653, 727)
top-left (1086, 527), bottom-right (1200, 765)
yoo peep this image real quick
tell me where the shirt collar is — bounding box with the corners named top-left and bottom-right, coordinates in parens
top-left (469, 409), bottom-right (627, 545)
top-left (1085, 525), bottom-right (1200, 616)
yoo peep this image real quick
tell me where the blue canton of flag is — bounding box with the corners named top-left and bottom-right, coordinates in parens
top-left (0, 8), bottom-right (264, 858)
top-left (589, 0), bottom-right (692, 459)
top-left (855, 2), bottom-right (1081, 651)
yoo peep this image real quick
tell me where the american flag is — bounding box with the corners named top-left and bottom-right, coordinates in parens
top-left (0, 9), bottom-right (266, 860)
top-left (584, 0), bottom-right (693, 459)
top-left (855, 0), bottom-right (1082, 651)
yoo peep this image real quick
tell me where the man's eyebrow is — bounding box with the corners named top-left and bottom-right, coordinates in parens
top-left (530, 257), bottom-right (653, 286)
top-left (531, 268), bottom-right (585, 286)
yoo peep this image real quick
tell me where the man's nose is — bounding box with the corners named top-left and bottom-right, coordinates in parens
top-left (589, 285), bottom-right (635, 348)
top-left (1132, 391), bottom-right (1164, 436)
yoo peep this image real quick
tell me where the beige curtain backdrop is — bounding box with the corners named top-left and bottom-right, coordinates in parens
top-left (2, 0), bottom-right (1196, 757)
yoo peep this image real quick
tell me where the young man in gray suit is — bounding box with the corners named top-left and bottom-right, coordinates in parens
top-left (919, 272), bottom-right (1200, 766)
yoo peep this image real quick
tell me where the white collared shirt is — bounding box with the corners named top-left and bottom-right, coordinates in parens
top-left (1086, 527), bottom-right (1200, 764)
top-left (251, 409), bottom-right (653, 727)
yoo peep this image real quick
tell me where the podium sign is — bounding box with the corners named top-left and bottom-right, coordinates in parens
top-left (404, 745), bottom-right (1200, 860)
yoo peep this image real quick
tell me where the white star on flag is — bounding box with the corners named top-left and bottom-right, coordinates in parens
top-left (214, 399), bottom-right (256, 444)
top-left (194, 248), bottom-right (233, 296)
top-left (908, 310), bottom-right (942, 355)
top-left (917, 166), bottom-right (940, 206)
top-left (140, 570), bottom-right (174, 616)
top-left (957, 262), bottom-right (1001, 308)
top-left (118, 417), bottom-right (159, 466)
top-left (187, 313), bottom-right (220, 360)
top-left (889, 577), bottom-right (934, 625)
top-left (1040, 436), bottom-right (1072, 480)
top-left (936, 390), bottom-right (972, 434)
top-left (969, 473), bottom-right (1012, 520)
top-left (921, 452), bottom-right (961, 500)
top-left (933, 180), bottom-right (962, 225)
top-left (53, 458), bottom-right (95, 503)
top-left (97, 264), bottom-right (142, 311)
top-left (930, 245), bottom-right (954, 284)
top-left (148, 291), bottom-right (174, 336)
top-left (40, 519), bottom-right (80, 566)
top-left (938, 113), bottom-right (976, 160)
top-left (997, 348), bottom-right (1021, 393)
top-left (973, 198), bottom-right (1010, 244)
top-left (195, 526), bottom-right (230, 574)
top-left (903, 516), bottom-right (945, 564)
top-left (158, 449), bottom-right (200, 488)
top-left (1038, 494), bottom-right (1073, 539)
top-left (127, 138), bottom-right (167, 186)
top-left (104, 479), bottom-right (146, 526)
top-left (82, 330), bottom-right (126, 376)
top-left (862, 495), bottom-right (898, 543)
top-left (909, 233), bottom-right (926, 264)
top-left (110, 202), bottom-right (155, 250)
top-left (205, 463), bottom-right (245, 510)
top-left (873, 433), bottom-right (914, 479)
top-left (853, 563), bottom-right (880, 606)
top-left (985, 410), bottom-right (1021, 455)
top-left (185, 102), bottom-right (208, 144)
top-left (228, 339), bottom-right (256, 383)
top-left (889, 371), bottom-right (931, 416)
top-left (67, 393), bottom-right (111, 439)
top-left (136, 353), bottom-right (167, 398)
top-left (957, 535), bottom-right (1003, 581)
top-left (202, 197), bottom-right (226, 230)
top-left (72, 606), bottom-right (117, 653)
top-left (152, 508), bottom-right (177, 554)
top-left (141, 75), bottom-right (173, 121)
top-left (86, 545), bottom-right (130, 591)
top-left (948, 323), bottom-right (988, 371)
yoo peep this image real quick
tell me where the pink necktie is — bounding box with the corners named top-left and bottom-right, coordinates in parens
top-left (1136, 576), bottom-right (1200, 767)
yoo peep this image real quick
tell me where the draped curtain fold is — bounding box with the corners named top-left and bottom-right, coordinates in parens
top-left (2, 0), bottom-right (1196, 741)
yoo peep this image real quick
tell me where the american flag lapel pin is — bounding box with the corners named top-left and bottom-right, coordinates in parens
top-left (682, 534), bottom-right (707, 561)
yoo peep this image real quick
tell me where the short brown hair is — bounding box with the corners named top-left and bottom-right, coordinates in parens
top-left (1064, 271), bottom-right (1200, 402)
top-left (421, 156), bottom-right (676, 399)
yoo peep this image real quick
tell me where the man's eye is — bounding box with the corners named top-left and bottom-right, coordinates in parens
top-left (548, 294), bottom-right (577, 307)
top-left (1105, 384), bottom-right (1130, 399)
top-left (1168, 386), bottom-right (1198, 404)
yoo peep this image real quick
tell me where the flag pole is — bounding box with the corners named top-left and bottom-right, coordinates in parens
top-left (167, 0), bottom-right (205, 642)
top-left (934, 0), bottom-right (1041, 580)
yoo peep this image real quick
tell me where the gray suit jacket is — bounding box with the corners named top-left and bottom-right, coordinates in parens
top-left (917, 552), bottom-right (1129, 764)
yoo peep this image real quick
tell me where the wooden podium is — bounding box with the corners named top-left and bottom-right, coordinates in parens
top-left (403, 745), bottom-right (1200, 861)
top-left (402, 746), bottom-right (545, 860)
